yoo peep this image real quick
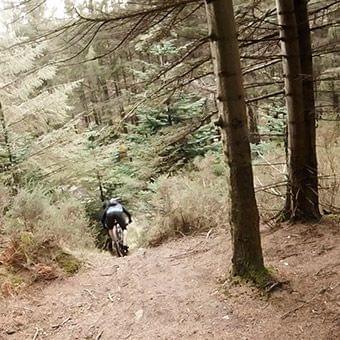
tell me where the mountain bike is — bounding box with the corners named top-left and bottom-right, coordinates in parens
top-left (108, 221), bottom-right (128, 257)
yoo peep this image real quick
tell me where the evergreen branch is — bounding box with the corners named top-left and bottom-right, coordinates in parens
top-left (310, 0), bottom-right (340, 15)
top-left (146, 37), bottom-right (209, 86)
top-left (73, 0), bottom-right (201, 23)
top-left (244, 59), bottom-right (281, 75)
top-left (0, 19), bottom-right (83, 53)
top-left (246, 90), bottom-right (285, 104)
top-left (162, 111), bottom-right (217, 149)
top-left (54, 21), bottom-right (111, 64)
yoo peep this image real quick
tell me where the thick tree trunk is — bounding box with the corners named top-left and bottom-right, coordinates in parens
top-left (204, 0), bottom-right (265, 281)
top-left (294, 0), bottom-right (321, 220)
top-left (276, 0), bottom-right (320, 222)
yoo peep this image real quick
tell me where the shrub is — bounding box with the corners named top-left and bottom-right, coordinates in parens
top-left (252, 143), bottom-right (287, 221)
top-left (0, 187), bottom-right (94, 295)
top-left (251, 122), bottom-right (340, 222)
top-left (4, 189), bottom-right (93, 249)
top-left (136, 154), bottom-right (228, 247)
top-left (43, 198), bottom-right (94, 249)
top-left (5, 187), bottom-right (50, 232)
top-left (0, 185), bottom-right (10, 230)
top-left (317, 123), bottom-right (340, 212)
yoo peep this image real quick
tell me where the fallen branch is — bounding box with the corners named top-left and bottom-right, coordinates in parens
top-left (96, 330), bottom-right (104, 340)
top-left (84, 289), bottom-right (97, 299)
top-left (108, 293), bottom-right (114, 302)
top-left (100, 271), bottom-right (116, 276)
top-left (281, 290), bottom-right (323, 319)
top-left (168, 245), bottom-right (209, 260)
top-left (32, 328), bottom-right (40, 340)
top-left (246, 90), bottom-right (284, 103)
top-left (52, 317), bottom-right (72, 329)
top-left (206, 229), bottom-right (213, 239)
top-left (281, 301), bottom-right (311, 319)
top-left (265, 281), bottom-right (285, 293)
top-left (122, 331), bottom-right (133, 339)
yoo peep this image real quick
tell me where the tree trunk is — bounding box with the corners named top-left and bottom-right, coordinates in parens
top-left (0, 103), bottom-right (13, 166)
top-left (88, 0), bottom-right (94, 13)
top-left (204, 0), bottom-right (265, 281)
top-left (96, 170), bottom-right (105, 202)
top-left (113, 75), bottom-right (128, 133)
top-left (87, 80), bottom-right (102, 126)
top-left (79, 85), bottom-right (91, 128)
top-left (294, 0), bottom-right (321, 221)
top-left (0, 102), bottom-right (18, 192)
top-left (277, 0), bottom-right (321, 221)
top-left (97, 76), bottom-right (111, 120)
top-left (331, 80), bottom-right (339, 114)
top-left (282, 124), bottom-right (292, 221)
top-left (247, 105), bottom-right (260, 145)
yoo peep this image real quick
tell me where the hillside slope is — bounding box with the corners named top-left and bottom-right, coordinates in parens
top-left (0, 220), bottom-right (339, 340)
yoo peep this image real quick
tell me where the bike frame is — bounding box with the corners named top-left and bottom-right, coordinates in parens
top-left (107, 222), bottom-right (126, 257)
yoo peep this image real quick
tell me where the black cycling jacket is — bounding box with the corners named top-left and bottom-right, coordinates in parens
top-left (101, 202), bottom-right (132, 227)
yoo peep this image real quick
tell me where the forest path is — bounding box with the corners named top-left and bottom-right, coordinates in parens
top-left (0, 222), bottom-right (339, 340)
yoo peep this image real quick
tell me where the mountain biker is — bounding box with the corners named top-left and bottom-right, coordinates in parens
top-left (101, 198), bottom-right (132, 252)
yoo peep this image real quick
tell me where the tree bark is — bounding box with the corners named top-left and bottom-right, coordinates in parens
top-left (113, 74), bottom-right (128, 133)
top-left (294, 0), bottom-right (321, 221)
top-left (247, 105), bottom-right (260, 145)
top-left (79, 85), bottom-right (91, 128)
top-left (0, 102), bottom-right (18, 192)
top-left (87, 80), bottom-right (102, 126)
top-left (0, 103), bottom-right (13, 166)
top-left (277, 0), bottom-right (321, 221)
top-left (204, 0), bottom-right (265, 280)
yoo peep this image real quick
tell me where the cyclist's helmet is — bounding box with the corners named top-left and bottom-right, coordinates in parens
top-left (109, 198), bottom-right (119, 205)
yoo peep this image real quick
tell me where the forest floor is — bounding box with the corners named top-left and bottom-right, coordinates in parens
top-left (0, 219), bottom-right (339, 340)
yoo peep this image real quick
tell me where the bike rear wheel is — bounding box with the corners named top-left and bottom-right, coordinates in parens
top-left (110, 224), bottom-right (128, 257)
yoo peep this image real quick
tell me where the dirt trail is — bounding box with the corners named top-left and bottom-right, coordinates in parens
top-left (0, 221), bottom-right (339, 340)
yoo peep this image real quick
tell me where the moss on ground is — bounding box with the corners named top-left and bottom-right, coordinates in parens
top-left (222, 265), bottom-right (276, 291)
top-left (55, 251), bottom-right (82, 275)
top-left (0, 267), bottom-right (26, 297)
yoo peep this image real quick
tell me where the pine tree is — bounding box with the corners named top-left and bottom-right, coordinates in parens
top-left (276, 0), bottom-right (321, 221)
top-left (0, 35), bottom-right (76, 188)
top-left (204, 0), bottom-right (266, 282)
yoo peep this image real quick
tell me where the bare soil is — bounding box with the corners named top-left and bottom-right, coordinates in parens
top-left (0, 219), bottom-right (339, 340)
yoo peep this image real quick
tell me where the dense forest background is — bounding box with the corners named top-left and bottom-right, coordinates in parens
top-left (0, 0), bottom-right (339, 288)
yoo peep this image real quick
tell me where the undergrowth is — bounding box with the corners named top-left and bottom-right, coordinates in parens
top-left (0, 187), bottom-right (93, 297)
top-left (132, 154), bottom-right (229, 247)
top-left (129, 122), bottom-right (339, 247)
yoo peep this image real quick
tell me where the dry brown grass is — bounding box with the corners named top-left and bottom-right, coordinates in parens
top-left (252, 122), bottom-right (340, 222)
top-left (0, 188), bottom-right (93, 296)
top-left (252, 144), bottom-right (287, 221)
top-left (136, 122), bottom-right (339, 246)
top-left (135, 155), bottom-right (229, 247)
top-left (317, 122), bottom-right (340, 212)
